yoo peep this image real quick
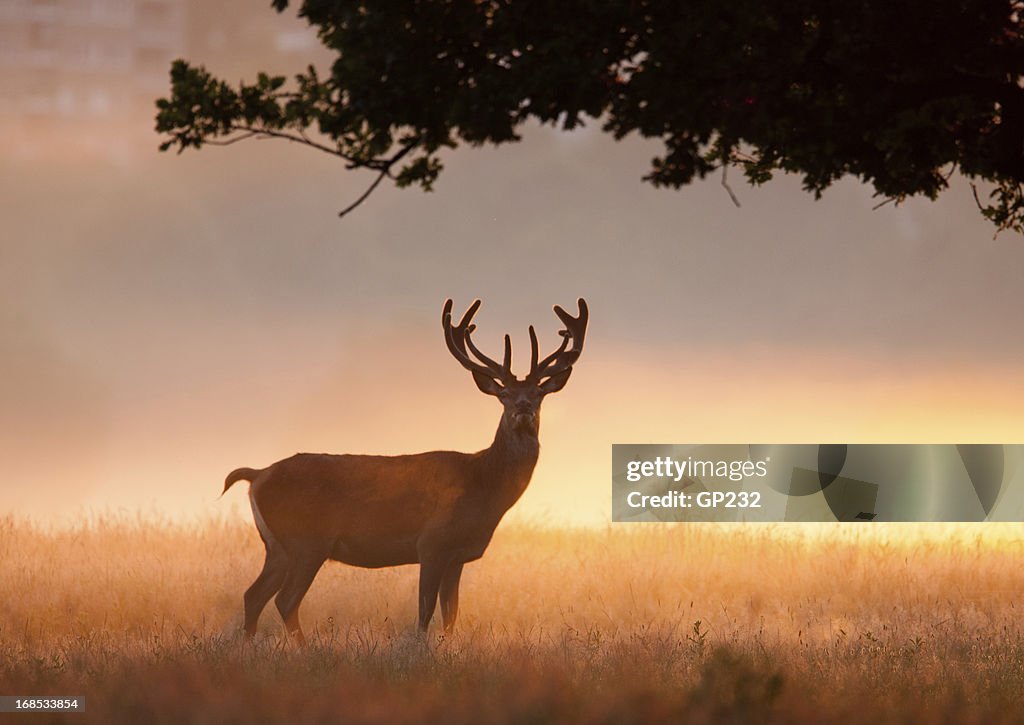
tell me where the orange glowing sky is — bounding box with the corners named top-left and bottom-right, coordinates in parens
top-left (3, 9), bottom-right (1024, 529)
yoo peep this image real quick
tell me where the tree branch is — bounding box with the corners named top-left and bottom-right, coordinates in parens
top-left (211, 123), bottom-right (422, 219)
top-left (337, 143), bottom-right (418, 218)
top-left (228, 124), bottom-right (355, 162)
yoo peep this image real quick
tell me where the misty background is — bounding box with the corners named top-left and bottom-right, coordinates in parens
top-left (3, 1), bottom-right (1024, 525)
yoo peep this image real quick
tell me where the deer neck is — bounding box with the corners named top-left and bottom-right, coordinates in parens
top-left (479, 415), bottom-right (541, 511)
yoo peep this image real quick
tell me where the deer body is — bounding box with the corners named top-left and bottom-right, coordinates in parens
top-left (230, 425), bottom-right (538, 569)
top-left (225, 299), bottom-right (587, 644)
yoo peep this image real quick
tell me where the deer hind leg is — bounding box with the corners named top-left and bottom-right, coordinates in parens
top-left (273, 553), bottom-right (326, 647)
top-left (439, 562), bottom-right (464, 634)
top-left (242, 544), bottom-right (289, 639)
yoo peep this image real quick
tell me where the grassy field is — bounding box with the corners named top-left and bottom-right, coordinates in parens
top-left (1, 516), bottom-right (1024, 723)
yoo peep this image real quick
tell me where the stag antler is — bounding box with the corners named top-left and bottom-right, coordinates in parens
top-left (442, 299), bottom-right (515, 385)
top-left (525, 298), bottom-right (588, 384)
top-left (443, 298), bottom-right (588, 385)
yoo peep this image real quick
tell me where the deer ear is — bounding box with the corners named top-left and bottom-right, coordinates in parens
top-left (538, 368), bottom-right (572, 395)
top-left (472, 370), bottom-right (504, 396)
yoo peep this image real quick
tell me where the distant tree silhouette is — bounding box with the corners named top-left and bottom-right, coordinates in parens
top-left (157, 1), bottom-right (1024, 232)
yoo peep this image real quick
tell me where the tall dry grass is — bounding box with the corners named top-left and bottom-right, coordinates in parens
top-left (1, 515), bottom-right (1023, 723)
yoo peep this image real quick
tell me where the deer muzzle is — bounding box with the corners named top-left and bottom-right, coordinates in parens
top-left (512, 411), bottom-right (537, 430)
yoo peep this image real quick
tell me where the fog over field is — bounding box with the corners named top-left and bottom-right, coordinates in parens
top-left (5, 130), bottom-right (1024, 525)
top-left (3, 5), bottom-right (1024, 527)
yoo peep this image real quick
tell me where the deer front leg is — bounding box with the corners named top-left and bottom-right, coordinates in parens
top-left (439, 562), bottom-right (464, 633)
top-left (417, 558), bottom-right (446, 633)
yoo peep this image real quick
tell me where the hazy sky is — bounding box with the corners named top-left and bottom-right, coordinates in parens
top-left (4, 12), bottom-right (1024, 525)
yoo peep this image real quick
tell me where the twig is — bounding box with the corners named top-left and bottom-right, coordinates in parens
top-left (970, 182), bottom-right (985, 213)
top-left (337, 143), bottom-right (417, 218)
top-left (206, 131), bottom-right (259, 147)
top-left (871, 190), bottom-right (910, 210)
top-left (721, 164), bottom-right (741, 208)
top-left (228, 124), bottom-right (355, 161)
top-left (336, 168), bottom-right (392, 219)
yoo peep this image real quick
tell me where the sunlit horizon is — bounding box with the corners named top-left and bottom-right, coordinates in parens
top-left (4, 2), bottom-right (1024, 539)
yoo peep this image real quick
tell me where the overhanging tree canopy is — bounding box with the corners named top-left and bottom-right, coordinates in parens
top-left (156, 1), bottom-right (1024, 232)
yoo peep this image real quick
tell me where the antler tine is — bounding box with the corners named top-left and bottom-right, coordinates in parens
top-left (529, 331), bottom-right (569, 380)
top-left (443, 298), bottom-right (490, 377)
top-left (529, 326), bottom-right (539, 373)
top-left (526, 298), bottom-right (589, 383)
top-left (464, 328), bottom-right (512, 378)
top-left (442, 299), bottom-right (481, 357)
top-left (442, 299), bottom-right (515, 383)
top-left (551, 297), bottom-right (588, 366)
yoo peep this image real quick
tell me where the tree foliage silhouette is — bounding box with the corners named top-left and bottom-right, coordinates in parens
top-left (157, 1), bottom-right (1024, 231)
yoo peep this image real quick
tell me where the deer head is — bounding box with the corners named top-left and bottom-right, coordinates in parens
top-left (442, 298), bottom-right (588, 436)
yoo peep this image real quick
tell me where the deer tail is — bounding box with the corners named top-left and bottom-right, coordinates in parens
top-left (223, 467), bottom-right (262, 494)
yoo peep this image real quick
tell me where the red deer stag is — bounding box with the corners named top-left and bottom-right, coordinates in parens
top-left (223, 298), bottom-right (588, 644)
